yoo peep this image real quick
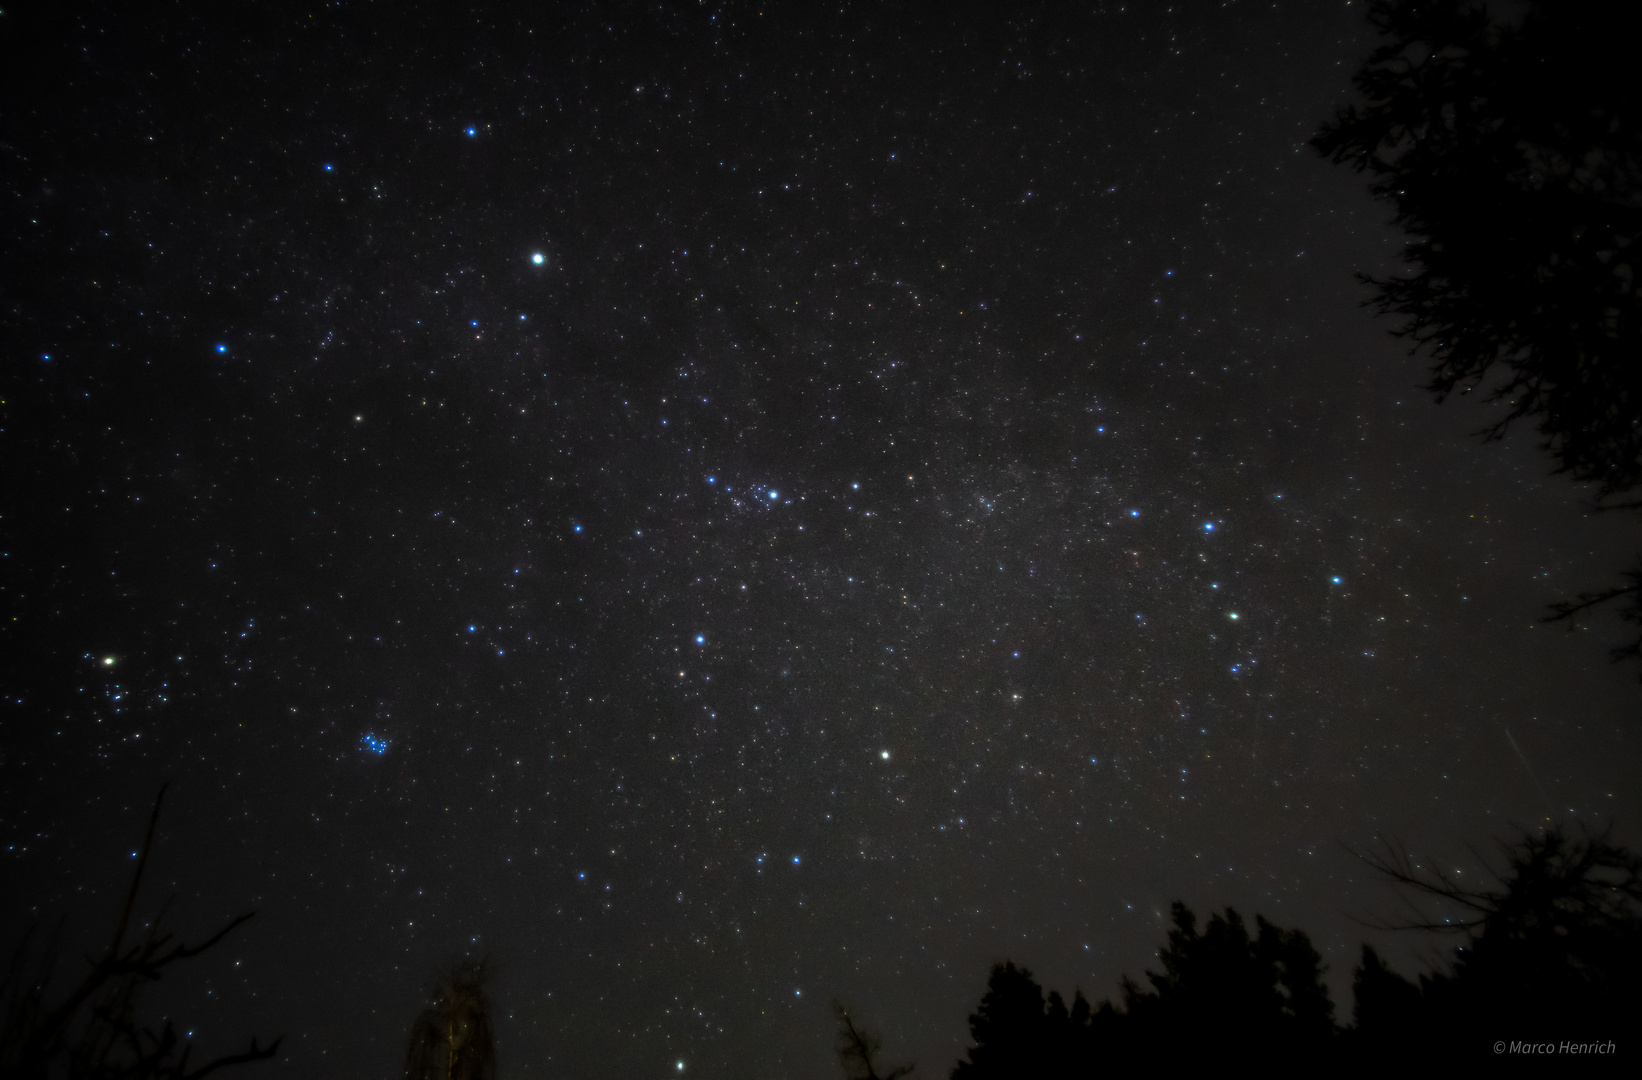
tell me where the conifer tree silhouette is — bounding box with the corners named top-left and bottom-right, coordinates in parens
top-left (950, 962), bottom-right (1050, 1079)
top-left (1345, 944), bottom-right (1427, 1058)
top-left (1316, 0), bottom-right (1642, 665)
top-left (1120, 904), bottom-right (1335, 1059)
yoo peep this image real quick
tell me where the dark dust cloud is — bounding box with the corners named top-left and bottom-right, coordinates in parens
top-left (3, 3), bottom-right (1637, 1076)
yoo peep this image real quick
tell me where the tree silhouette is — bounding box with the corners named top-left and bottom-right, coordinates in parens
top-left (833, 1002), bottom-right (914, 1080)
top-left (1349, 944), bottom-right (1423, 1039)
top-left (0, 785), bottom-right (279, 1079)
top-left (1315, 0), bottom-right (1642, 664)
top-left (404, 962), bottom-right (497, 1080)
top-left (948, 910), bottom-right (1334, 1072)
top-left (1350, 826), bottom-right (1642, 1053)
top-left (949, 964), bottom-right (1125, 1076)
top-left (950, 962), bottom-right (1052, 1078)
top-left (931, 830), bottom-right (1636, 1069)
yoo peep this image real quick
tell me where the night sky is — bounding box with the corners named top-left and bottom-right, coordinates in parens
top-left (3, 2), bottom-right (1638, 1076)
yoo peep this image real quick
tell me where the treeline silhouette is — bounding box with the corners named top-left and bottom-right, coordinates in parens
top-left (21, 792), bottom-right (1624, 1075)
top-left (919, 828), bottom-right (1637, 1073)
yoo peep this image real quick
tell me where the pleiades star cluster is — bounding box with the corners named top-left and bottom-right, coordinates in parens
top-left (2, 3), bottom-right (1636, 1076)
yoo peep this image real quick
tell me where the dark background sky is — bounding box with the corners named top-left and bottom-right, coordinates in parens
top-left (3, 2), bottom-right (1637, 1076)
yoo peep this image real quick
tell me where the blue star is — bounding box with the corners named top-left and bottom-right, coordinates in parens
top-left (1204, 522), bottom-right (1215, 531)
top-left (695, 635), bottom-right (705, 644)
top-left (768, 490), bottom-right (779, 500)
top-left (532, 252), bottom-right (544, 265)
top-left (1130, 509), bottom-right (1140, 517)
top-left (1331, 576), bottom-right (1343, 584)
top-left (466, 127), bottom-right (477, 137)
top-left (215, 343), bottom-right (228, 354)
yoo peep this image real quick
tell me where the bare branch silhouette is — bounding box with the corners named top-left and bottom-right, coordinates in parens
top-left (0, 785), bottom-right (279, 1078)
top-left (832, 1002), bottom-right (914, 1080)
